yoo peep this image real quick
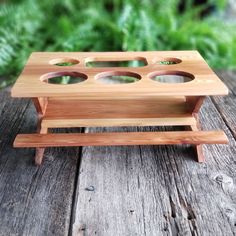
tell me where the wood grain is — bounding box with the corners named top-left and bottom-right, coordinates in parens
top-left (0, 88), bottom-right (80, 236)
top-left (211, 71), bottom-right (236, 139)
top-left (42, 116), bottom-right (197, 128)
top-left (44, 97), bottom-right (190, 119)
top-left (0, 70), bottom-right (235, 235)
top-left (11, 51), bottom-right (228, 162)
top-left (72, 92), bottom-right (236, 236)
top-left (14, 131), bottom-right (228, 148)
top-left (11, 51), bottom-right (228, 97)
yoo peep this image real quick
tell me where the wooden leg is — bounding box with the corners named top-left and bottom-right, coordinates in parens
top-left (185, 96), bottom-right (206, 162)
top-left (185, 125), bottom-right (204, 162)
top-left (32, 97), bottom-right (48, 165)
top-left (35, 148), bottom-right (46, 165)
top-left (190, 126), bottom-right (205, 162)
top-left (190, 114), bottom-right (205, 163)
top-left (35, 118), bottom-right (48, 166)
top-left (194, 145), bottom-right (205, 163)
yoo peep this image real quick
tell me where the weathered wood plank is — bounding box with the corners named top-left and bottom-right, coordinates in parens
top-left (14, 131), bottom-right (228, 148)
top-left (211, 71), bottom-right (236, 139)
top-left (0, 88), bottom-right (81, 236)
top-left (72, 75), bottom-right (236, 235)
top-left (0, 70), bottom-right (235, 236)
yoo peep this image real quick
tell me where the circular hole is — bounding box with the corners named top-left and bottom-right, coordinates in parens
top-left (49, 58), bottom-right (79, 66)
top-left (96, 71), bottom-right (141, 84)
top-left (149, 71), bottom-right (194, 84)
top-left (155, 57), bottom-right (182, 65)
top-left (41, 72), bottom-right (87, 85)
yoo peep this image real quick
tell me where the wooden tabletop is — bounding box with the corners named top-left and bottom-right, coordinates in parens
top-left (0, 71), bottom-right (235, 235)
top-left (11, 51), bottom-right (228, 97)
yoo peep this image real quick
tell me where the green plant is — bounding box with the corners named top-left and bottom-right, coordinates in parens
top-left (55, 62), bottom-right (76, 66)
top-left (46, 75), bottom-right (84, 84)
top-left (0, 0), bottom-right (235, 88)
top-left (158, 61), bottom-right (177, 65)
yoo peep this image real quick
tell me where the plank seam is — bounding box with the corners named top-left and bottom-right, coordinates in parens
top-left (68, 127), bottom-right (85, 236)
top-left (0, 99), bottom-right (31, 154)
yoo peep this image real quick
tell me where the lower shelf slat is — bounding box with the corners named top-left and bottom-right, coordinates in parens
top-left (14, 131), bottom-right (228, 148)
top-left (42, 116), bottom-right (196, 128)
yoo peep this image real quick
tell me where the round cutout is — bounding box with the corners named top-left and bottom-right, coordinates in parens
top-left (41, 72), bottom-right (87, 85)
top-left (49, 58), bottom-right (79, 66)
top-left (154, 57), bottom-right (182, 65)
top-left (149, 71), bottom-right (194, 84)
top-left (96, 71), bottom-right (141, 84)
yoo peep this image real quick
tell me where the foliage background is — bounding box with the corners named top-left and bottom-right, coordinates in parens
top-left (0, 0), bottom-right (236, 88)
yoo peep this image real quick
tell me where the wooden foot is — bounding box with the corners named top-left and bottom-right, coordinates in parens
top-left (35, 148), bottom-right (45, 165)
top-left (35, 115), bottom-right (48, 165)
top-left (189, 114), bottom-right (205, 163)
top-left (193, 144), bottom-right (205, 163)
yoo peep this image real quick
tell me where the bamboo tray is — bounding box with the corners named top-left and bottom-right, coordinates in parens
top-left (11, 51), bottom-right (229, 165)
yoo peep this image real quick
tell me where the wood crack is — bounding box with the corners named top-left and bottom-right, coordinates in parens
top-left (141, 196), bottom-right (147, 236)
top-left (68, 128), bottom-right (85, 236)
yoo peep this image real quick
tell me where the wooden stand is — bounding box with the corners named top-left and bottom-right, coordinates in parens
top-left (11, 51), bottom-right (229, 165)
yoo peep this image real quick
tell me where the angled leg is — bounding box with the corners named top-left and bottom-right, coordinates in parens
top-left (186, 96), bottom-right (206, 163)
top-left (35, 125), bottom-right (48, 165)
top-left (32, 98), bottom-right (48, 165)
top-left (190, 117), bottom-right (205, 163)
top-left (35, 147), bottom-right (46, 165)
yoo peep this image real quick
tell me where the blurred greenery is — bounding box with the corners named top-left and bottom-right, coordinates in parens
top-left (86, 60), bottom-right (147, 67)
top-left (0, 0), bottom-right (236, 88)
top-left (46, 75), bottom-right (85, 84)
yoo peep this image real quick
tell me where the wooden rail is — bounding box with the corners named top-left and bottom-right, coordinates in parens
top-left (14, 131), bottom-right (228, 148)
